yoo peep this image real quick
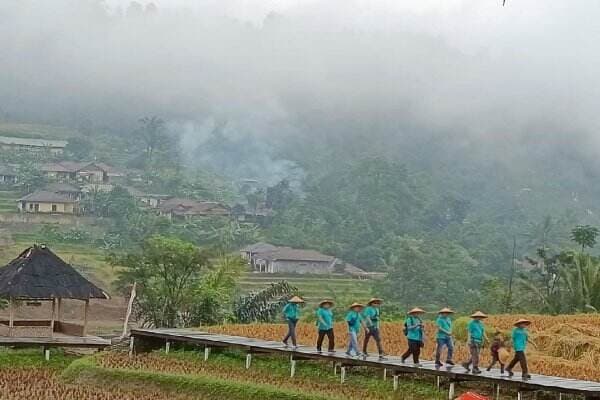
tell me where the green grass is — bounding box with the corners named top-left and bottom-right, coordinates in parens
top-left (240, 273), bottom-right (374, 305)
top-left (0, 348), bottom-right (75, 370)
top-left (63, 355), bottom-right (337, 400)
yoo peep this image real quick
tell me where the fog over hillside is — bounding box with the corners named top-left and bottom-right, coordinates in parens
top-left (1, 1), bottom-right (600, 187)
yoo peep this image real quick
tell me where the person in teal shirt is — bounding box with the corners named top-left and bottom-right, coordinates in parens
top-left (401, 307), bottom-right (425, 366)
top-left (462, 311), bottom-right (488, 374)
top-left (362, 298), bottom-right (386, 359)
top-left (316, 300), bottom-right (335, 353)
top-left (282, 296), bottom-right (304, 348)
top-left (506, 319), bottom-right (532, 379)
top-left (434, 307), bottom-right (455, 367)
top-left (345, 303), bottom-right (365, 357)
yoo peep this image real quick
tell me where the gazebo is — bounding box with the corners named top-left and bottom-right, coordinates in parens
top-left (0, 244), bottom-right (110, 338)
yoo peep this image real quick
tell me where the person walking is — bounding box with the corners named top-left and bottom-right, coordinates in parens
top-left (486, 330), bottom-right (506, 374)
top-left (282, 295), bottom-right (304, 349)
top-left (401, 307), bottom-right (426, 366)
top-left (434, 307), bottom-right (455, 367)
top-left (462, 311), bottom-right (488, 374)
top-left (345, 303), bottom-right (365, 357)
top-left (316, 299), bottom-right (335, 353)
top-left (506, 319), bottom-right (532, 379)
top-left (362, 298), bottom-right (386, 360)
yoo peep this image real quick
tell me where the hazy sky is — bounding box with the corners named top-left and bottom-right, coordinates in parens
top-left (1, 0), bottom-right (599, 160)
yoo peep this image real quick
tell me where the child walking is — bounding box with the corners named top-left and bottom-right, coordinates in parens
top-left (506, 319), bottom-right (532, 379)
top-left (345, 303), bottom-right (365, 357)
top-left (486, 330), bottom-right (505, 373)
top-left (282, 296), bottom-right (304, 349)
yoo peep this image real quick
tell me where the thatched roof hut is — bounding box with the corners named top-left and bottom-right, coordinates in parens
top-left (0, 245), bottom-right (109, 300)
top-left (0, 245), bottom-right (110, 337)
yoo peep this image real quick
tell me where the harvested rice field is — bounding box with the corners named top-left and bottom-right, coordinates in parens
top-left (210, 314), bottom-right (600, 382)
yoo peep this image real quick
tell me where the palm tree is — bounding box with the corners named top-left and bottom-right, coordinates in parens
top-left (570, 225), bottom-right (600, 254)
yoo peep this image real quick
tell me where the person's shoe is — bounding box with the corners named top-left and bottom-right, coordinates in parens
top-left (435, 361), bottom-right (443, 368)
top-left (316, 349), bottom-right (322, 354)
top-left (486, 367), bottom-right (491, 372)
top-left (522, 374), bottom-right (532, 380)
top-left (401, 358), bottom-right (406, 364)
top-left (462, 362), bottom-right (471, 372)
top-left (506, 369), bottom-right (514, 377)
top-left (292, 345), bottom-right (299, 350)
top-left (362, 352), bottom-right (369, 358)
top-left (327, 350), bottom-right (336, 354)
top-left (472, 368), bottom-right (482, 374)
top-left (413, 363), bottom-right (422, 367)
top-left (500, 368), bottom-right (505, 374)
top-left (345, 351), bottom-right (353, 358)
top-left (378, 354), bottom-right (387, 360)
top-left (283, 342), bottom-right (289, 348)
top-left (445, 360), bottom-right (455, 366)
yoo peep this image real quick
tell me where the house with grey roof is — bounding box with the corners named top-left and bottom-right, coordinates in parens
top-left (0, 136), bottom-right (67, 155)
top-left (17, 191), bottom-right (79, 214)
top-left (0, 165), bottom-right (18, 185)
top-left (40, 161), bottom-right (122, 184)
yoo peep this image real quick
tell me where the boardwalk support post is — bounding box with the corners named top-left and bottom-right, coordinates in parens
top-left (44, 347), bottom-right (50, 361)
top-left (383, 368), bottom-right (387, 381)
top-left (246, 353), bottom-right (252, 369)
top-left (204, 347), bottom-right (210, 361)
top-left (517, 392), bottom-right (522, 400)
top-left (129, 336), bottom-right (135, 357)
top-left (448, 382), bottom-right (455, 400)
top-left (340, 366), bottom-right (346, 383)
top-left (165, 341), bottom-right (170, 354)
top-left (436, 376), bottom-right (441, 390)
top-left (494, 384), bottom-right (500, 400)
top-left (333, 362), bottom-right (338, 376)
top-left (290, 356), bottom-right (297, 378)
top-left (393, 375), bottom-right (399, 391)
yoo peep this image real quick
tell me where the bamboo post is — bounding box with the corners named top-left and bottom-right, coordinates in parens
top-left (50, 298), bottom-right (56, 337)
top-left (57, 298), bottom-right (63, 323)
top-left (448, 382), bottom-right (455, 400)
top-left (204, 347), bottom-right (211, 361)
top-left (8, 298), bottom-right (13, 337)
top-left (383, 368), bottom-right (387, 381)
top-left (245, 353), bottom-right (252, 369)
top-left (128, 336), bottom-right (135, 358)
top-left (120, 282), bottom-right (136, 339)
top-left (165, 340), bottom-right (170, 354)
top-left (82, 299), bottom-right (89, 336)
top-left (393, 375), bottom-right (399, 391)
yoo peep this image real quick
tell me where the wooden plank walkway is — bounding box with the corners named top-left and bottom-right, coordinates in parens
top-left (0, 333), bottom-right (110, 348)
top-left (131, 328), bottom-right (600, 399)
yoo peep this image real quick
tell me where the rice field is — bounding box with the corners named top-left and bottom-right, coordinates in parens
top-left (210, 314), bottom-right (600, 382)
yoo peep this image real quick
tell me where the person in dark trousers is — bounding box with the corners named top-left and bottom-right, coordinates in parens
top-left (462, 311), bottom-right (488, 374)
top-left (486, 330), bottom-right (506, 373)
top-left (434, 307), bottom-right (455, 367)
top-left (316, 299), bottom-right (335, 353)
top-left (401, 307), bottom-right (426, 366)
top-left (362, 298), bottom-right (386, 359)
top-left (506, 319), bottom-right (532, 380)
top-left (282, 296), bottom-right (304, 349)
top-left (345, 303), bottom-right (365, 357)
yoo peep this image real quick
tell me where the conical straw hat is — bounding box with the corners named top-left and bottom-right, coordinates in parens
top-left (288, 296), bottom-right (305, 303)
top-left (367, 298), bottom-right (383, 305)
top-left (514, 318), bottom-right (531, 326)
top-left (319, 299), bottom-right (334, 306)
top-left (408, 307), bottom-right (426, 314)
top-left (470, 311), bottom-right (488, 319)
top-left (438, 307), bottom-right (454, 314)
top-left (349, 302), bottom-right (365, 309)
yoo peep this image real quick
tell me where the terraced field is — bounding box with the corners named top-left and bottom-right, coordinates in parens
top-left (239, 274), bottom-right (374, 305)
top-left (0, 189), bottom-right (19, 214)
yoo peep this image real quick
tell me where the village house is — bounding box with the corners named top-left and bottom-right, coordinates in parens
top-left (158, 198), bottom-right (230, 220)
top-left (43, 183), bottom-right (82, 200)
top-left (0, 136), bottom-right (68, 155)
top-left (0, 165), bottom-right (18, 185)
top-left (40, 161), bottom-right (122, 184)
top-left (124, 186), bottom-right (172, 208)
top-left (242, 243), bottom-right (371, 276)
top-left (17, 191), bottom-right (79, 214)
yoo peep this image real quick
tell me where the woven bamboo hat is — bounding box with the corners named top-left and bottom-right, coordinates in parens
top-left (438, 307), bottom-right (454, 314)
top-left (514, 318), bottom-right (531, 326)
top-left (470, 311), bottom-right (488, 319)
top-left (319, 299), bottom-right (334, 307)
top-left (367, 298), bottom-right (383, 305)
top-left (288, 296), bottom-right (305, 303)
top-left (408, 307), bottom-right (426, 315)
top-left (349, 302), bottom-right (365, 309)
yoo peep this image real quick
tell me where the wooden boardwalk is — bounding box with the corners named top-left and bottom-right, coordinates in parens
top-left (130, 328), bottom-right (600, 399)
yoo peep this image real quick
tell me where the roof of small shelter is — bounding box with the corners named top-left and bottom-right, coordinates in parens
top-left (0, 245), bottom-right (110, 300)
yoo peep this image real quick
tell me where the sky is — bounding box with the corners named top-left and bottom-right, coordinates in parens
top-left (1, 0), bottom-right (600, 168)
